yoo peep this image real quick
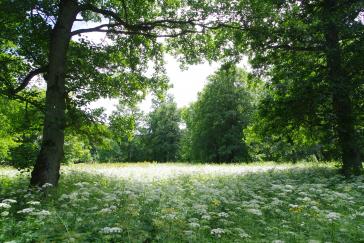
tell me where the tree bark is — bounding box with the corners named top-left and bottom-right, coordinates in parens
top-left (324, 0), bottom-right (362, 175)
top-left (30, 0), bottom-right (78, 186)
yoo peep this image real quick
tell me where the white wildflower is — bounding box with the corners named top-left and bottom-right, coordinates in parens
top-left (211, 228), bottom-right (225, 238)
top-left (193, 204), bottom-right (208, 215)
top-left (99, 206), bottom-right (117, 213)
top-left (201, 214), bottom-right (211, 220)
top-left (68, 192), bottom-right (79, 200)
top-left (327, 212), bottom-right (341, 221)
top-left (308, 240), bottom-right (321, 243)
top-left (74, 182), bottom-right (86, 187)
top-left (1, 211), bottom-right (9, 217)
top-left (42, 183), bottom-right (53, 188)
top-left (272, 240), bottom-right (285, 243)
top-left (58, 194), bottom-right (69, 201)
top-left (0, 203), bottom-right (11, 209)
top-left (246, 208), bottom-right (262, 216)
top-left (2, 199), bottom-right (16, 204)
top-left (234, 228), bottom-right (250, 238)
top-left (188, 222), bottom-right (200, 229)
top-left (80, 191), bottom-right (90, 197)
top-left (218, 212), bottom-right (229, 218)
top-left (32, 210), bottom-right (51, 216)
top-left (17, 207), bottom-right (35, 214)
top-left (27, 201), bottom-right (41, 206)
top-left (311, 206), bottom-right (320, 212)
top-left (99, 227), bottom-right (123, 234)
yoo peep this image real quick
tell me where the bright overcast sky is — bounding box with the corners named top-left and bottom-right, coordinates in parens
top-left (73, 20), bottom-right (250, 116)
top-left (89, 56), bottom-right (221, 115)
top-left (92, 55), bottom-right (251, 115)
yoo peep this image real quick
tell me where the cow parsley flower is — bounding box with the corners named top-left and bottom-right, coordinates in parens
top-left (42, 183), bottom-right (53, 188)
top-left (0, 203), bottom-right (11, 209)
top-left (99, 206), bottom-right (117, 213)
top-left (1, 211), bottom-right (9, 217)
top-left (218, 212), bottom-right (229, 218)
top-left (211, 228), bottom-right (225, 238)
top-left (17, 207), bottom-right (35, 214)
top-left (2, 199), bottom-right (16, 204)
top-left (246, 208), bottom-right (262, 216)
top-left (327, 212), bottom-right (341, 221)
top-left (32, 210), bottom-right (51, 216)
top-left (27, 201), bottom-right (41, 206)
top-left (188, 222), bottom-right (200, 229)
top-left (234, 228), bottom-right (250, 238)
top-left (99, 227), bottom-right (123, 234)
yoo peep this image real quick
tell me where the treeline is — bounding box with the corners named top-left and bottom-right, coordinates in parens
top-left (2, 64), bottom-right (362, 168)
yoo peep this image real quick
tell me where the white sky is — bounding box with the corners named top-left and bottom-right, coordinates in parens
top-left (89, 56), bottom-right (220, 115)
top-left (92, 55), bottom-right (250, 115)
top-left (73, 19), bottom-right (251, 116)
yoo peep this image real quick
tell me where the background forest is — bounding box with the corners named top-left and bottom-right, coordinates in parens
top-left (2, 62), bottom-right (359, 168)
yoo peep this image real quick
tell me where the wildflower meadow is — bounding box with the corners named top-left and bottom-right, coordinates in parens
top-left (1, 163), bottom-right (364, 242)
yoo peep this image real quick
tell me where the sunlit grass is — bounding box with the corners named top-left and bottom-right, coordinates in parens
top-left (64, 161), bottom-right (336, 181)
top-left (1, 162), bottom-right (363, 242)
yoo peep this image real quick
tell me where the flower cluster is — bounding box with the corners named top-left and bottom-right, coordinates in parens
top-left (0, 162), bottom-right (363, 242)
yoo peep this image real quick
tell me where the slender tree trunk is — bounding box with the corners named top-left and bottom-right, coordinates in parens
top-left (30, 0), bottom-right (78, 186)
top-left (324, 0), bottom-right (362, 176)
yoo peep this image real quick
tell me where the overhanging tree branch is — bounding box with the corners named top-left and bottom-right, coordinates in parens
top-left (10, 66), bottom-right (48, 95)
top-left (71, 23), bottom-right (122, 36)
top-left (266, 44), bottom-right (323, 52)
top-left (77, 3), bottom-right (241, 37)
top-left (72, 27), bottom-right (198, 38)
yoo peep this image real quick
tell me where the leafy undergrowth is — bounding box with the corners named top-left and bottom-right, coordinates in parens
top-left (0, 164), bottom-right (364, 242)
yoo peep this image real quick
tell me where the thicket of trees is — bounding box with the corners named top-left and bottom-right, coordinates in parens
top-left (1, 0), bottom-right (363, 186)
top-left (4, 63), bottom-right (361, 167)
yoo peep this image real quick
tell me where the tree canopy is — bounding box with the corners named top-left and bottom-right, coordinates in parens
top-left (182, 64), bottom-right (253, 163)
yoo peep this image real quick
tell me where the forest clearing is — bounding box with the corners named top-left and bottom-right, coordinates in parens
top-left (1, 0), bottom-right (364, 242)
top-left (1, 163), bottom-right (364, 242)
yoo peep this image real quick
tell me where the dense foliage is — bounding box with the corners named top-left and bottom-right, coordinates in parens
top-left (145, 98), bottom-right (182, 162)
top-left (0, 96), bottom-right (43, 169)
top-left (182, 64), bottom-right (253, 162)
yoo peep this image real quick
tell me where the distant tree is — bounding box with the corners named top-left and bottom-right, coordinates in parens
top-left (107, 103), bottom-right (145, 162)
top-left (63, 134), bottom-right (92, 164)
top-left (145, 97), bottom-right (181, 162)
top-left (186, 64), bottom-right (253, 163)
top-left (179, 106), bottom-right (194, 162)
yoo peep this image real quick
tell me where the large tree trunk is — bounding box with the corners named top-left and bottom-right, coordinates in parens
top-left (324, 0), bottom-right (362, 176)
top-left (30, 0), bottom-right (78, 186)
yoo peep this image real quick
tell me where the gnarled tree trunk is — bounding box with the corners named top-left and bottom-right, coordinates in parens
top-left (30, 0), bottom-right (78, 186)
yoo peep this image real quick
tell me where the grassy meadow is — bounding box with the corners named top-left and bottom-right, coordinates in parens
top-left (1, 162), bottom-right (364, 242)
